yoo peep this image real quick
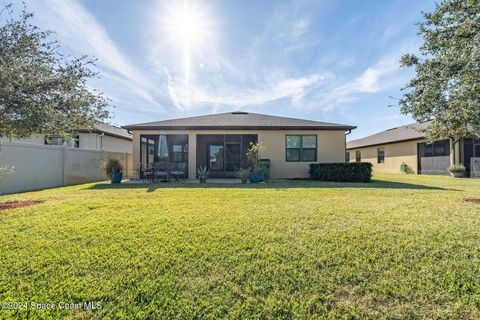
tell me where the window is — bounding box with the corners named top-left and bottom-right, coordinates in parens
top-left (172, 144), bottom-right (188, 162)
top-left (45, 135), bottom-right (77, 147)
top-left (355, 150), bottom-right (361, 162)
top-left (345, 151), bottom-right (350, 163)
top-left (377, 147), bottom-right (385, 163)
top-left (286, 135), bottom-right (317, 162)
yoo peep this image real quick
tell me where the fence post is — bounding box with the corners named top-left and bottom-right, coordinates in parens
top-left (102, 150), bottom-right (106, 180)
top-left (62, 145), bottom-right (67, 186)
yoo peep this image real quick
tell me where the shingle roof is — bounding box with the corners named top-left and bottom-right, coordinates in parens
top-left (122, 112), bottom-right (356, 131)
top-left (346, 121), bottom-right (430, 149)
top-left (78, 123), bottom-right (132, 140)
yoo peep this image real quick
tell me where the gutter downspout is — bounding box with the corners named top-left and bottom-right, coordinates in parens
top-left (345, 129), bottom-right (352, 162)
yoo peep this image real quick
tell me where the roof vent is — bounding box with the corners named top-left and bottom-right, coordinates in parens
top-left (231, 111), bottom-right (249, 115)
top-left (386, 127), bottom-right (398, 131)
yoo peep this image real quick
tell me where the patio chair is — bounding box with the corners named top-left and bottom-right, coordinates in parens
top-left (142, 164), bottom-right (154, 183)
top-left (170, 162), bottom-right (187, 181)
top-left (153, 162), bottom-right (170, 182)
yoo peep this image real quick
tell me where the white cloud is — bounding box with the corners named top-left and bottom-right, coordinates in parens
top-left (165, 70), bottom-right (331, 111)
top-left (28, 0), bottom-right (164, 111)
top-left (312, 54), bottom-right (410, 110)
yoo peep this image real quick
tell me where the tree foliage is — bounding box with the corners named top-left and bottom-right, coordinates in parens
top-left (400, 0), bottom-right (480, 141)
top-left (0, 4), bottom-right (109, 139)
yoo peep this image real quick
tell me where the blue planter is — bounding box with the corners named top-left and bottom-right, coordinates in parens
top-left (111, 172), bottom-right (123, 184)
top-left (249, 171), bottom-right (264, 183)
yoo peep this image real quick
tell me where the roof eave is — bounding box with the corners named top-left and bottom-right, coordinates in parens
top-left (77, 129), bottom-right (132, 141)
top-left (346, 137), bottom-right (424, 150)
top-left (122, 125), bottom-right (357, 131)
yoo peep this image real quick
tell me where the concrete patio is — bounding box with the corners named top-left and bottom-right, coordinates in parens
top-left (124, 178), bottom-right (246, 184)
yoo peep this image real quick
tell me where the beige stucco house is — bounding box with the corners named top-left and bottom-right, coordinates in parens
top-left (346, 122), bottom-right (479, 176)
top-left (123, 112), bottom-right (356, 179)
top-left (8, 123), bottom-right (132, 154)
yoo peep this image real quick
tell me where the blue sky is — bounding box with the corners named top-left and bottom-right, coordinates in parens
top-left (24, 0), bottom-right (435, 139)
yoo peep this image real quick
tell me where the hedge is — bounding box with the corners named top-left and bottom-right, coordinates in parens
top-left (309, 162), bottom-right (373, 182)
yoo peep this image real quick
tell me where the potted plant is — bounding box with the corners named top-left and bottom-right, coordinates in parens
top-left (103, 159), bottom-right (124, 184)
top-left (197, 165), bottom-right (209, 183)
top-left (235, 168), bottom-right (250, 184)
top-left (448, 164), bottom-right (465, 178)
top-left (246, 142), bottom-right (265, 183)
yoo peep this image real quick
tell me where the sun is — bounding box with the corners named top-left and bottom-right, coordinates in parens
top-left (166, 5), bottom-right (205, 46)
top-left (162, 1), bottom-right (213, 85)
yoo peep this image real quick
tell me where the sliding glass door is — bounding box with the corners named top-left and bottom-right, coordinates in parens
top-left (208, 144), bottom-right (224, 172)
top-left (208, 143), bottom-right (241, 172)
top-left (197, 134), bottom-right (257, 177)
top-left (225, 143), bottom-right (241, 172)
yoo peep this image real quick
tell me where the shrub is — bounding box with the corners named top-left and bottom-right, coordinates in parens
top-left (246, 142), bottom-right (263, 171)
top-left (102, 159), bottom-right (123, 178)
top-left (309, 162), bottom-right (373, 182)
top-left (448, 164), bottom-right (465, 173)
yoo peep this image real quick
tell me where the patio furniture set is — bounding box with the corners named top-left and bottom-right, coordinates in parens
top-left (140, 162), bottom-right (187, 183)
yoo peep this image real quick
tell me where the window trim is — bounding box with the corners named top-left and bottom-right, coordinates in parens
top-left (377, 146), bottom-right (385, 164)
top-left (285, 135), bottom-right (317, 162)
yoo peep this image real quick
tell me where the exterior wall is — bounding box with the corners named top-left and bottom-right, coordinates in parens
top-left (78, 133), bottom-right (99, 149)
top-left (347, 140), bottom-right (422, 174)
top-left (258, 130), bottom-right (345, 178)
top-left (100, 135), bottom-right (132, 153)
top-left (132, 129), bottom-right (347, 179)
top-left (78, 133), bottom-right (132, 153)
top-left (346, 139), bottom-right (463, 174)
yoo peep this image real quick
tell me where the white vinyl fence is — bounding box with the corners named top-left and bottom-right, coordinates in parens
top-left (0, 141), bottom-right (132, 195)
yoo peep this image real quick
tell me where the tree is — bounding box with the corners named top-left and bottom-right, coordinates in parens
top-left (399, 0), bottom-right (480, 142)
top-left (0, 4), bottom-right (109, 139)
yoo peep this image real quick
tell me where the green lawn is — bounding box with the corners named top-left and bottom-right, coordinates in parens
top-left (1, 174), bottom-right (480, 319)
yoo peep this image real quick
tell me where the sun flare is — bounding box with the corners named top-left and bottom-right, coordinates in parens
top-left (163, 1), bottom-right (213, 85)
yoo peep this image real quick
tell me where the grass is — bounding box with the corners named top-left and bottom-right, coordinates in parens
top-left (1, 173), bottom-right (480, 319)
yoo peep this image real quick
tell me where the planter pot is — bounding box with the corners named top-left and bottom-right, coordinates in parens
top-left (249, 171), bottom-right (264, 183)
top-left (111, 172), bottom-right (123, 184)
top-left (450, 172), bottom-right (465, 178)
top-left (199, 176), bottom-right (207, 183)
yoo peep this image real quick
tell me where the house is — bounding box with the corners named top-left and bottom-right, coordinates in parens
top-left (346, 122), bottom-right (480, 176)
top-left (7, 122), bottom-right (132, 154)
top-left (122, 111), bottom-right (356, 179)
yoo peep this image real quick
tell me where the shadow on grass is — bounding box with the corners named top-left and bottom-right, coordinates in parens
top-left (87, 179), bottom-right (452, 192)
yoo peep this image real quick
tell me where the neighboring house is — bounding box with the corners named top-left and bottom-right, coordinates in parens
top-left (7, 123), bottom-right (132, 154)
top-left (346, 122), bottom-right (480, 176)
top-left (122, 111), bottom-right (355, 179)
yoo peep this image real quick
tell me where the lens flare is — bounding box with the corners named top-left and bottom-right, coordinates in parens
top-left (163, 0), bottom-right (213, 87)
